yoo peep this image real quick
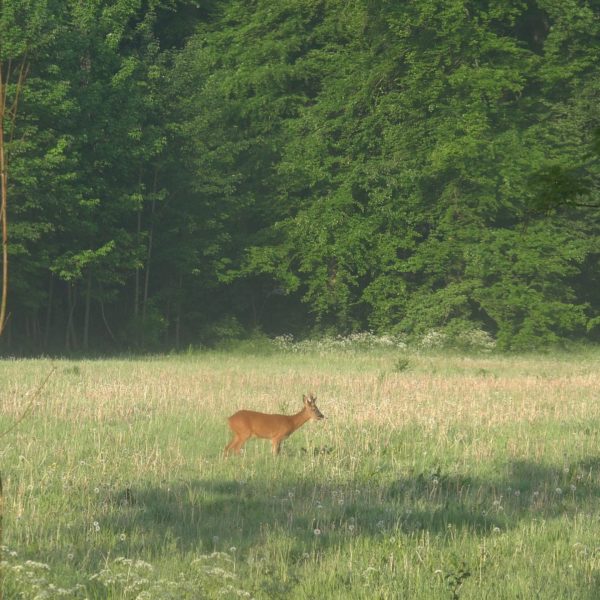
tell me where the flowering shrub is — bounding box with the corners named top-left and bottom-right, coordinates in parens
top-left (1, 548), bottom-right (86, 599)
top-left (419, 328), bottom-right (496, 352)
top-left (1, 548), bottom-right (253, 599)
top-left (272, 332), bottom-right (408, 353)
top-left (272, 329), bottom-right (496, 353)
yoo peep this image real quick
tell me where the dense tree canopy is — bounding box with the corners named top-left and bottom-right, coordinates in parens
top-left (1, 0), bottom-right (599, 353)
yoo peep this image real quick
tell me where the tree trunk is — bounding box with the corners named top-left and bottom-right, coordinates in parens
top-left (141, 169), bottom-right (158, 346)
top-left (0, 54), bottom-right (29, 600)
top-left (0, 66), bottom-right (8, 337)
top-left (100, 296), bottom-right (117, 344)
top-left (175, 272), bottom-right (183, 349)
top-left (134, 204), bottom-right (141, 320)
top-left (44, 272), bottom-right (54, 349)
top-left (83, 269), bottom-right (92, 350)
top-left (142, 197), bottom-right (156, 322)
top-left (65, 282), bottom-right (78, 351)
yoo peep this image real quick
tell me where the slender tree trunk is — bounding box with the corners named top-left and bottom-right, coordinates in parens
top-left (99, 296), bottom-right (117, 343)
top-left (83, 270), bottom-right (92, 350)
top-left (134, 204), bottom-right (141, 319)
top-left (65, 282), bottom-right (78, 351)
top-left (141, 169), bottom-right (158, 346)
top-left (36, 314), bottom-right (41, 344)
top-left (142, 198), bottom-right (156, 322)
top-left (175, 272), bottom-right (183, 349)
top-left (0, 65), bottom-right (8, 337)
top-left (134, 168), bottom-right (143, 322)
top-left (44, 272), bottom-right (54, 349)
top-left (0, 54), bottom-right (29, 600)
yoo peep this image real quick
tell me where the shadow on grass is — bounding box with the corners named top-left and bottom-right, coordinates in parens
top-left (100, 454), bottom-right (600, 559)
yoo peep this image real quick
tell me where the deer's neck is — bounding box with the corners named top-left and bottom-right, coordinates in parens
top-left (289, 408), bottom-right (311, 431)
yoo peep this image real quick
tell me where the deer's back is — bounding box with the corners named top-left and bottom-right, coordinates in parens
top-left (228, 410), bottom-right (292, 438)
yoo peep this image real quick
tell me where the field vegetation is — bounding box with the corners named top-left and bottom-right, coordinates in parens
top-left (1, 343), bottom-right (600, 598)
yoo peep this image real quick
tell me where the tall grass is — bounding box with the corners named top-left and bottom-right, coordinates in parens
top-left (1, 348), bottom-right (600, 598)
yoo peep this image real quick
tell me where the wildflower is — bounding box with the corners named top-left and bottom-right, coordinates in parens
top-left (348, 525), bottom-right (355, 532)
top-left (229, 547), bottom-right (237, 554)
top-left (314, 528), bottom-right (322, 536)
top-left (119, 533), bottom-right (126, 541)
top-left (93, 521), bottom-right (100, 532)
top-left (555, 488), bottom-right (563, 495)
top-left (493, 527), bottom-right (501, 534)
top-left (24, 560), bottom-right (50, 570)
top-left (514, 490), bottom-right (520, 497)
top-left (570, 484), bottom-right (576, 493)
top-left (94, 487), bottom-right (100, 494)
top-left (67, 553), bottom-right (74, 560)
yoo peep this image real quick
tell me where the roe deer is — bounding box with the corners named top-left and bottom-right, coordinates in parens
top-left (224, 393), bottom-right (325, 455)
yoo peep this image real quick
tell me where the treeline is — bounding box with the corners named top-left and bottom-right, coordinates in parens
top-left (1, 0), bottom-right (599, 354)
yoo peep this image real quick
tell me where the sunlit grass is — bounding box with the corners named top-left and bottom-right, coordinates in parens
top-left (1, 348), bottom-right (600, 598)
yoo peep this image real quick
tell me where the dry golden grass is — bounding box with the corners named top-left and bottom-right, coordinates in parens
top-left (3, 352), bottom-right (597, 427)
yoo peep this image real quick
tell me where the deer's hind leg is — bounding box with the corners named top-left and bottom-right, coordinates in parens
top-left (224, 430), bottom-right (252, 455)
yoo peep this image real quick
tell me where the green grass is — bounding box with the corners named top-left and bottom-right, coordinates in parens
top-left (1, 349), bottom-right (600, 598)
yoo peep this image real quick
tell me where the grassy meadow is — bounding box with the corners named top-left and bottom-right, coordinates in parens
top-left (1, 345), bottom-right (600, 598)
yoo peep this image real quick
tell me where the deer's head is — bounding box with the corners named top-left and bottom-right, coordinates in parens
top-left (303, 392), bottom-right (325, 420)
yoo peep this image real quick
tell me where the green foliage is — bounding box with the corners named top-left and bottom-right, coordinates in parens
top-left (2, 0), bottom-right (600, 353)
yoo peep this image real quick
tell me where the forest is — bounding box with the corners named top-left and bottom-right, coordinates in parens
top-left (1, 0), bottom-right (599, 353)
